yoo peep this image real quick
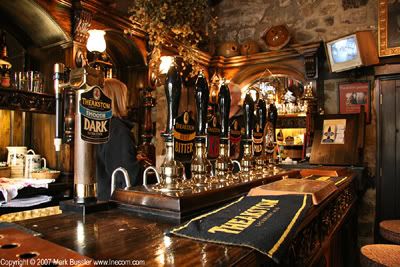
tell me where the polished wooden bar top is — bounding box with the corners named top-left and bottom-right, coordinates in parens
top-left (14, 171), bottom-right (357, 266)
top-left (16, 208), bottom-right (256, 266)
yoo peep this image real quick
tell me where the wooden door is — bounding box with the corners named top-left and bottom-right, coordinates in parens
top-left (377, 76), bottom-right (400, 221)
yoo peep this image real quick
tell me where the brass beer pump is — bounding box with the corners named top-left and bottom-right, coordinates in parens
top-left (240, 93), bottom-right (255, 182)
top-left (191, 71), bottom-right (213, 187)
top-left (143, 60), bottom-right (189, 192)
top-left (253, 98), bottom-right (268, 178)
top-left (215, 79), bottom-right (236, 184)
top-left (265, 99), bottom-right (278, 173)
top-left (54, 63), bottom-right (106, 205)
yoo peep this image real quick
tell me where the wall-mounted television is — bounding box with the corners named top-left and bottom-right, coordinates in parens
top-left (325, 31), bottom-right (379, 73)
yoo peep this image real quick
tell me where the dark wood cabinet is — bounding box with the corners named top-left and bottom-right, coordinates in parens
top-left (376, 65), bottom-right (400, 224)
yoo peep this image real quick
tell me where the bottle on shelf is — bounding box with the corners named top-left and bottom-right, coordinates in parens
top-left (1, 30), bottom-right (8, 62)
top-left (0, 30), bottom-right (11, 88)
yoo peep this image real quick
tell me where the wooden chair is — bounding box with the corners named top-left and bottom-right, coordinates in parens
top-left (380, 220), bottom-right (400, 244)
top-left (360, 244), bottom-right (400, 266)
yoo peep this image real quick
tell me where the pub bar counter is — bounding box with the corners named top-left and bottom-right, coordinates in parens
top-left (1, 0), bottom-right (399, 267)
top-left (12, 168), bottom-right (357, 266)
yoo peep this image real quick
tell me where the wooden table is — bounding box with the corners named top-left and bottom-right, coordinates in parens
top-left (14, 172), bottom-right (358, 266)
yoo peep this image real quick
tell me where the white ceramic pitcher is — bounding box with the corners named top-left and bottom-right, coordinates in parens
top-left (7, 146), bottom-right (27, 178)
top-left (24, 149), bottom-right (46, 178)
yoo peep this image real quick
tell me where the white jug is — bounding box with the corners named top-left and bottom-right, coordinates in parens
top-left (7, 146), bottom-right (27, 178)
top-left (24, 149), bottom-right (46, 178)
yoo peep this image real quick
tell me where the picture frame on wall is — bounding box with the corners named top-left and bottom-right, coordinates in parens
top-left (378, 0), bottom-right (400, 57)
top-left (338, 81), bottom-right (371, 123)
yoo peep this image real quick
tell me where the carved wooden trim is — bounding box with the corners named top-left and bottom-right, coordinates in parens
top-left (72, 1), bottom-right (92, 44)
top-left (210, 42), bottom-right (321, 69)
top-left (0, 88), bottom-right (55, 114)
top-left (288, 181), bottom-right (357, 266)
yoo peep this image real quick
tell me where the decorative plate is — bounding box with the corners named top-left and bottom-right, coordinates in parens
top-left (262, 25), bottom-right (291, 51)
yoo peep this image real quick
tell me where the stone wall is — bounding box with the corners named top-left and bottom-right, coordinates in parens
top-left (215, 0), bottom-right (377, 50)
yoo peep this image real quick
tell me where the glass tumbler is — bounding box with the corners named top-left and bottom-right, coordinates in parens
top-left (32, 72), bottom-right (42, 93)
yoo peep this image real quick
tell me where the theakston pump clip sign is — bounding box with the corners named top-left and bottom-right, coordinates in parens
top-left (79, 86), bottom-right (112, 144)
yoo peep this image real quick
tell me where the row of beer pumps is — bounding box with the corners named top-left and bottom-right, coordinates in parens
top-left (143, 59), bottom-right (281, 193)
top-left (53, 56), bottom-right (282, 203)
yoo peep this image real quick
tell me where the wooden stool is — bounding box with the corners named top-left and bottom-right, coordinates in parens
top-left (360, 244), bottom-right (400, 266)
top-left (380, 220), bottom-right (400, 244)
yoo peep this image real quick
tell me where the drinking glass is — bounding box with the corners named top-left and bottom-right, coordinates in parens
top-left (19, 71), bottom-right (27, 90)
top-left (26, 71), bottom-right (34, 92)
top-left (32, 72), bottom-right (42, 93)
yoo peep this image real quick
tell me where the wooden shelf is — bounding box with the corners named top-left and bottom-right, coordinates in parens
top-left (276, 115), bottom-right (307, 128)
top-left (278, 144), bottom-right (304, 147)
top-left (0, 87), bottom-right (55, 114)
top-left (278, 113), bottom-right (307, 118)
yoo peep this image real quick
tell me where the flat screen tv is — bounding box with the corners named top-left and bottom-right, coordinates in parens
top-left (325, 31), bottom-right (379, 73)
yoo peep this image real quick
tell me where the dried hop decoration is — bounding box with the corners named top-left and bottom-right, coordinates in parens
top-left (128, 0), bottom-right (217, 78)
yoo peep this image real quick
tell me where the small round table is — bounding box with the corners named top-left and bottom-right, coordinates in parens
top-left (360, 244), bottom-right (400, 266)
top-left (380, 220), bottom-right (400, 244)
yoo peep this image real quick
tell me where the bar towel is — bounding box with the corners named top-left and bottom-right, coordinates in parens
top-left (169, 195), bottom-right (312, 263)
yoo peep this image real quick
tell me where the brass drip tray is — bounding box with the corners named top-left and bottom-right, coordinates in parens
top-left (147, 183), bottom-right (193, 193)
top-left (111, 170), bottom-right (297, 222)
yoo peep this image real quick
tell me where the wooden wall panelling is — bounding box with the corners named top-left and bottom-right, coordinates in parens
top-left (12, 111), bottom-right (23, 146)
top-left (24, 112), bottom-right (33, 151)
top-left (0, 110), bottom-right (11, 161)
top-left (60, 143), bottom-right (73, 175)
top-left (31, 113), bottom-right (56, 169)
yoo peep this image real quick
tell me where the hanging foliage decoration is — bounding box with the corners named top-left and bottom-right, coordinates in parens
top-left (128, 0), bottom-right (217, 78)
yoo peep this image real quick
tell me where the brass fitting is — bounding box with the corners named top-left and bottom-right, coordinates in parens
top-left (191, 141), bottom-right (213, 187)
top-left (158, 139), bottom-right (189, 192)
top-left (240, 142), bottom-right (254, 182)
top-left (215, 142), bottom-right (238, 185)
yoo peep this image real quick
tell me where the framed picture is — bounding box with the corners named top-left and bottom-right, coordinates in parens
top-left (338, 81), bottom-right (371, 123)
top-left (378, 0), bottom-right (400, 57)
